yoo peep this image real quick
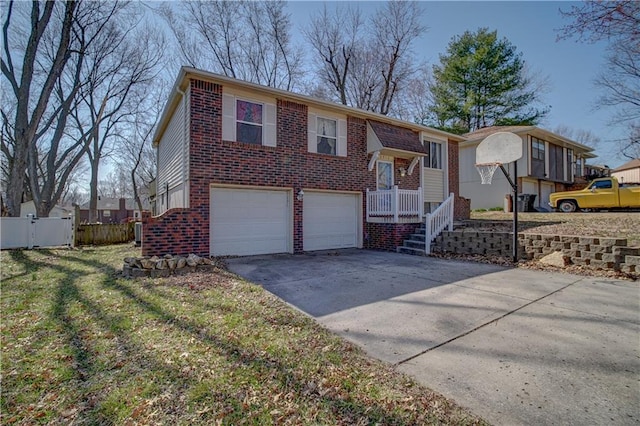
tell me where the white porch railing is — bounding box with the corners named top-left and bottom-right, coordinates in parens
top-left (424, 192), bottom-right (455, 254)
top-left (366, 186), bottom-right (423, 223)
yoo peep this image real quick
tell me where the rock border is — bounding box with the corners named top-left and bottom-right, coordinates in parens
top-left (122, 254), bottom-right (224, 278)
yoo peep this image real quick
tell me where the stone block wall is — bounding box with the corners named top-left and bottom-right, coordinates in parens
top-left (433, 230), bottom-right (639, 275)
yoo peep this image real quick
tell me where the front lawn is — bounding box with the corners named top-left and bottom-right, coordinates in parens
top-left (1, 245), bottom-right (484, 425)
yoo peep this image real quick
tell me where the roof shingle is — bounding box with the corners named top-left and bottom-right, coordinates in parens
top-left (368, 120), bottom-right (427, 154)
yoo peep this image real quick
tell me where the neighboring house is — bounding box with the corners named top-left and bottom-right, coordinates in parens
top-left (583, 163), bottom-right (611, 181)
top-left (20, 200), bottom-right (73, 218)
top-left (459, 126), bottom-right (595, 210)
top-left (78, 197), bottom-right (148, 223)
top-left (143, 66), bottom-right (468, 257)
top-left (611, 158), bottom-right (640, 184)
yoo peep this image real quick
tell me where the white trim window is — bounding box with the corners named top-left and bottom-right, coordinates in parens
top-left (425, 140), bottom-right (442, 169)
top-left (377, 160), bottom-right (393, 190)
top-left (222, 93), bottom-right (277, 146)
top-left (236, 99), bottom-right (263, 145)
top-left (308, 111), bottom-right (347, 156)
top-left (316, 117), bottom-right (337, 155)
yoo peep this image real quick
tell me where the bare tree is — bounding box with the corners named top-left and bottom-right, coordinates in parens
top-left (70, 12), bottom-right (164, 222)
top-left (26, 1), bottom-right (133, 218)
top-left (559, 1), bottom-right (640, 159)
top-left (303, 4), bottom-right (363, 105)
top-left (393, 66), bottom-right (435, 125)
top-left (1, 0), bottom-right (78, 216)
top-left (369, 1), bottom-right (426, 115)
top-left (553, 124), bottom-right (602, 149)
top-left (115, 81), bottom-right (167, 214)
top-left (303, 1), bottom-right (426, 115)
top-left (159, 0), bottom-right (302, 90)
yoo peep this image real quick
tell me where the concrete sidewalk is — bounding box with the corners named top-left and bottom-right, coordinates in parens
top-left (227, 249), bottom-right (640, 425)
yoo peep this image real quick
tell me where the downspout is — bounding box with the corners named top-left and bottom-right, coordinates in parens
top-left (177, 86), bottom-right (188, 209)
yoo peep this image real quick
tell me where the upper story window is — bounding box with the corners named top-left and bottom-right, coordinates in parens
top-left (575, 157), bottom-right (583, 177)
top-left (530, 136), bottom-right (546, 177)
top-left (424, 140), bottom-right (442, 169)
top-left (317, 117), bottom-right (337, 155)
top-left (236, 100), bottom-right (263, 144)
top-left (308, 110), bottom-right (347, 156)
top-left (222, 92), bottom-right (276, 146)
top-left (531, 137), bottom-right (545, 161)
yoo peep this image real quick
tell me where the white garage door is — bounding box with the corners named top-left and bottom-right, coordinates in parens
top-left (303, 192), bottom-right (359, 251)
top-left (210, 188), bottom-right (290, 256)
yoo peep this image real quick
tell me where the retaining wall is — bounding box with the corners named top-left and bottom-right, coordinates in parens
top-left (433, 230), bottom-right (639, 275)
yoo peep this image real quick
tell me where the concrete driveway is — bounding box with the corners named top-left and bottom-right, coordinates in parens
top-left (227, 249), bottom-right (640, 425)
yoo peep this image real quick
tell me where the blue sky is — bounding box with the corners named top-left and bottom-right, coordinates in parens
top-left (287, 1), bottom-right (623, 168)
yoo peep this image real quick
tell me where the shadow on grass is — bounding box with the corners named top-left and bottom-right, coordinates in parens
top-left (5, 248), bottom-right (445, 424)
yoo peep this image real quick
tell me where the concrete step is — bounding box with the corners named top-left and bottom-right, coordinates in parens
top-left (403, 239), bottom-right (425, 249)
top-left (409, 233), bottom-right (426, 242)
top-left (397, 246), bottom-right (426, 256)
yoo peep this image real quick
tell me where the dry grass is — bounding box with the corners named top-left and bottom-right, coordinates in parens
top-left (1, 244), bottom-right (485, 425)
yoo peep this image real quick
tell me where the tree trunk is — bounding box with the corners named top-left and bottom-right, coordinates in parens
top-left (89, 155), bottom-right (99, 223)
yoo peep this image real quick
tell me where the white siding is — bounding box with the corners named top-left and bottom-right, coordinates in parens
top-left (423, 168), bottom-right (444, 202)
top-left (459, 142), bottom-right (512, 210)
top-left (157, 87), bottom-right (189, 214)
top-left (612, 168), bottom-right (640, 184)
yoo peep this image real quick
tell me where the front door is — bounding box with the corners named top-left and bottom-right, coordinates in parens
top-left (377, 160), bottom-right (393, 190)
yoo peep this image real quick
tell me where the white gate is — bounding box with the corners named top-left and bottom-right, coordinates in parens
top-left (1, 216), bottom-right (74, 249)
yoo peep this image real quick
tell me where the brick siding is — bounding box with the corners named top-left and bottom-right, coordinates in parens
top-left (365, 223), bottom-right (417, 251)
top-left (143, 77), bottom-right (451, 257)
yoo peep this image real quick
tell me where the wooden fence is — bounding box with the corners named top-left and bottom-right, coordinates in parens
top-left (75, 222), bottom-right (135, 246)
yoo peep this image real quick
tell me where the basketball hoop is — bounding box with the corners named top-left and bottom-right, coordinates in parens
top-left (475, 162), bottom-right (501, 185)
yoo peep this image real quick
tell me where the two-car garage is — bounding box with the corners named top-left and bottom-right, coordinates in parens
top-left (210, 187), bottom-right (360, 256)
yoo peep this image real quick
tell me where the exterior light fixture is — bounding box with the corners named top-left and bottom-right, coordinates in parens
top-left (398, 167), bottom-right (407, 177)
top-left (297, 189), bottom-right (304, 201)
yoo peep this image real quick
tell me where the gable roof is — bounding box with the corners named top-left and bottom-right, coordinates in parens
top-left (368, 120), bottom-right (427, 154)
top-left (463, 126), bottom-right (594, 155)
top-left (153, 66), bottom-right (466, 147)
top-left (612, 158), bottom-right (640, 172)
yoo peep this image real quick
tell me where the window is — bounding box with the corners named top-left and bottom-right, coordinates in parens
top-left (567, 148), bottom-right (574, 180)
top-left (531, 137), bottom-right (545, 160)
top-left (425, 141), bottom-right (442, 169)
top-left (531, 137), bottom-right (546, 177)
top-left (236, 99), bottom-right (263, 144)
top-left (317, 117), bottom-right (337, 155)
top-left (377, 161), bottom-right (393, 190)
top-left (592, 180), bottom-right (612, 189)
top-left (575, 157), bottom-right (583, 177)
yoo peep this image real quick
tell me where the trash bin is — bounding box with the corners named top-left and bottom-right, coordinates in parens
top-left (526, 194), bottom-right (537, 212)
top-left (516, 194), bottom-right (537, 212)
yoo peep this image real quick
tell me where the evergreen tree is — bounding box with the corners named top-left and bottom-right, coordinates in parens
top-left (429, 28), bottom-right (548, 134)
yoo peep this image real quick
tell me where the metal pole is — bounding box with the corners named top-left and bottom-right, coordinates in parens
top-left (512, 161), bottom-right (518, 263)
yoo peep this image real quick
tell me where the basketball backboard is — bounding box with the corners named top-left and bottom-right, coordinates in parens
top-left (476, 132), bottom-right (523, 165)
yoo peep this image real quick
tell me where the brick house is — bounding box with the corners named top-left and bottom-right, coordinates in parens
top-left (143, 67), bottom-right (468, 257)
